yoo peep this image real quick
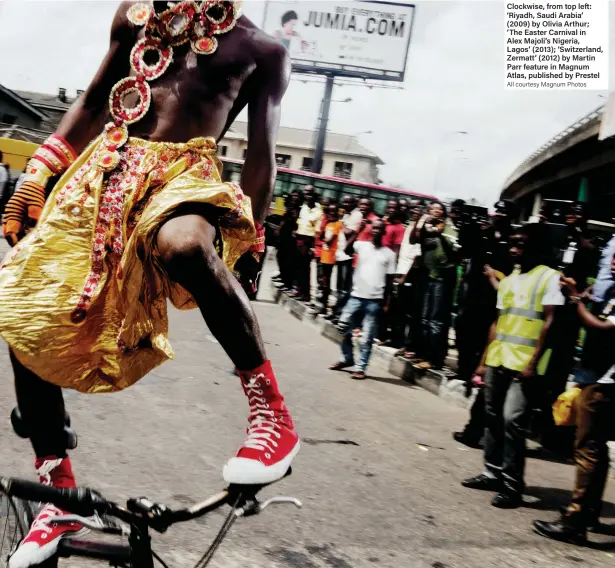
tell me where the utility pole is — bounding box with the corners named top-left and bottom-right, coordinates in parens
top-left (312, 75), bottom-right (335, 175)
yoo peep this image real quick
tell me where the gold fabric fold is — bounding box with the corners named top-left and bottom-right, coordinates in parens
top-left (0, 135), bottom-right (255, 393)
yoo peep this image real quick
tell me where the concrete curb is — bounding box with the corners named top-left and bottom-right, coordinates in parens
top-left (272, 286), bottom-right (476, 410)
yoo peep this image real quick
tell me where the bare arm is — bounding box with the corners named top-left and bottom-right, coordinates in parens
top-left (344, 219), bottom-right (366, 255)
top-left (562, 276), bottom-right (614, 330)
top-left (522, 304), bottom-right (556, 377)
top-left (324, 230), bottom-right (336, 246)
top-left (54, 2), bottom-right (135, 153)
top-left (242, 42), bottom-right (291, 225)
top-left (410, 216), bottom-right (427, 244)
top-left (344, 230), bottom-right (359, 256)
top-left (484, 265), bottom-right (500, 290)
top-left (577, 300), bottom-right (615, 330)
top-left (476, 318), bottom-right (497, 374)
top-left (383, 274), bottom-right (395, 309)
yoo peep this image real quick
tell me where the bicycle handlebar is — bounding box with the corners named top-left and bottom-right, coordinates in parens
top-left (0, 474), bottom-right (300, 534)
top-left (0, 476), bottom-right (230, 531)
top-left (1, 478), bottom-right (110, 516)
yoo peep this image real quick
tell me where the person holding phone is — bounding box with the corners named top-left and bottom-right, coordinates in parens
top-left (533, 262), bottom-right (615, 544)
top-left (540, 201), bottom-right (599, 453)
top-left (411, 201), bottom-right (456, 371)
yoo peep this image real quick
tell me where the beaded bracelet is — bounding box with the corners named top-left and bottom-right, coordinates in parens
top-left (250, 222), bottom-right (266, 254)
top-left (25, 135), bottom-right (77, 185)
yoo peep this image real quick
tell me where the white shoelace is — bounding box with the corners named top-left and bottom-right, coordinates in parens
top-left (29, 504), bottom-right (66, 538)
top-left (242, 374), bottom-right (282, 456)
top-left (36, 459), bottom-right (64, 486)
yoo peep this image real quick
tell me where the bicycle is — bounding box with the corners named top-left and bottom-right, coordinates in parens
top-left (0, 469), bottom-right (301, 568)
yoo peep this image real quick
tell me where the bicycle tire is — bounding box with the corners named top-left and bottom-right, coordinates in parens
top-left (0, 486), bottom-right (34, 567)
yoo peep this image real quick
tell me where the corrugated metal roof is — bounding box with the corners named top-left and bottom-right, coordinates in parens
top-left (228, 121), bottom-right (383, 165)
top-left (0, 85), bottom-right (48, 120)
top-left (13, 89), bottom-right (74, 112)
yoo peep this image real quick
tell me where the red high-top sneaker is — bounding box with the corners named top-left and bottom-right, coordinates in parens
top-left (223, 361), bottom-right (299, 485)
top-left (9, 457), bottom-right (88, 568)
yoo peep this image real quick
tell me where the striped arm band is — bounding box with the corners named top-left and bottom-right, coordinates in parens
top-left (250, 222), bottom-right (266, 253)
top-left (3, 181), bottom-right (46, 222)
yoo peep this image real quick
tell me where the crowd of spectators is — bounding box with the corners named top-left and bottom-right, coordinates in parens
top-left (273, 187), bottom-right (466, 374)
top-left (272, 187), bottom-right (615, 546)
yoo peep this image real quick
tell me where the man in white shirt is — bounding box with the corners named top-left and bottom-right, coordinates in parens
top-left (329, 218), bottom-right (396, 380)
top-left (331, 195), bottom-right (363, 320)
top-left (294, 185), bottom-right (322, 302)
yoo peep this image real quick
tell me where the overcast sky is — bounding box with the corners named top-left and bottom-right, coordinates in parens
top-left (0, 0), bottom-right (613, 205)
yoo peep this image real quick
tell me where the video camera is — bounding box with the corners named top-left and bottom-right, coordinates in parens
top-left (540, 199), bottom-right (573, 226)
top-left (462, 204), bottom-right (489, 224)
top-left (540, 199), bottom-right (577, 270)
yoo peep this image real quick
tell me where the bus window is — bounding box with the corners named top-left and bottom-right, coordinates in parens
top-left (369, 189), bottom-right (395, 216)
top-left (372, 199), bottom-right (387, 216)
top-left (338, 184), bottom-right (368, 200)
top-left (313, 180), bottom-right (341, 202)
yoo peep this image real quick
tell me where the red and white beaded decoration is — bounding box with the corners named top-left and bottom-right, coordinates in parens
top-left (109, 77), bottom-right (152, 126)
top-left (130, 37), bottom-right (174, 81)
top-left (100, 1), bottom-right (242, 174)
top-left (127, 2), bottom-right (152, 26)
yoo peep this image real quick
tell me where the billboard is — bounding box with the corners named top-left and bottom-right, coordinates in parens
top-left (262, 1), bottom-right (415, 81)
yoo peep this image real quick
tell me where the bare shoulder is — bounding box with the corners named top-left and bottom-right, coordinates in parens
top-left (237, 17), bottom-right (290, 76)
top-left (110, 1), bottom-right (141, 41)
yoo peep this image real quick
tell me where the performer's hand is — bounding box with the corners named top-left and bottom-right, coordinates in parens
top-left (2, 180), bottom-right (46, 246)
top-left (235, 251), bottom-right (262, 299)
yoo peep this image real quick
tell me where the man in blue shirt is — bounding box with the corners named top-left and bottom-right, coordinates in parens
top-left (592, 234), bottom-right (615, 301)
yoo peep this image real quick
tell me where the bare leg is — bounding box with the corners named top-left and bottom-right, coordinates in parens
top-left (157, 214), bottom-right (266, 370)
top-left (157, 213), bottom-right (299, 485)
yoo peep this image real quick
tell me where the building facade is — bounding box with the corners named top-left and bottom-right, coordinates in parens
top-left (220, 122), bottom-right (382, 184)
top-left (0, 85), bottom-right (383, 184)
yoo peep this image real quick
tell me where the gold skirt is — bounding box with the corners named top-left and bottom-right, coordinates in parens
top-left (0, 135), bottom-right (255, 393)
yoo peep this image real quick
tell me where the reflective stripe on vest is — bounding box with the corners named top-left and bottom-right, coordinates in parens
top-left (485, 265), bottom-right (557, 374)
top-left (494, 334), bottom-right (537, 347)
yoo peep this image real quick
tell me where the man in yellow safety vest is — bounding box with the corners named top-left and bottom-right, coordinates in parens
top-left (462, 224), bottom-right (565, 509)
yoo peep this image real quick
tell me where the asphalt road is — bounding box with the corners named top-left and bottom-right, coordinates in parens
top-left (0, 242), bottom-right (614, 568)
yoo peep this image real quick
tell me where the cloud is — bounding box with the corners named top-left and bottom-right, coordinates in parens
top-left (0, 0), bottom-right (611, 206)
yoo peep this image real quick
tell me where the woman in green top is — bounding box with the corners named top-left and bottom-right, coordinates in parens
top-left (411, 201), bottom-right (457, 370)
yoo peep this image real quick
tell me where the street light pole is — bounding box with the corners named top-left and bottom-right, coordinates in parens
top-left (312, 74), bottom-right (335, 175)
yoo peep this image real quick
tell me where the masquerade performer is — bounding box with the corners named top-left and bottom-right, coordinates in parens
top-left (1, 3), bottom-right (298, 566)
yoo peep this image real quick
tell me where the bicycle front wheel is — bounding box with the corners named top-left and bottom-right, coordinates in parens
top-left (0, 486), bottom-right (33, 567)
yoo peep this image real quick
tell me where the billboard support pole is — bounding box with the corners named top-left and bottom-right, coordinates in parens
top-left (312, 74), bottom-right (335, 175)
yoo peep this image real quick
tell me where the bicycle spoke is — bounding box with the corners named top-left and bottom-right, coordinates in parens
top-left (9, 518), bottom-right (19, 558)
top-left (0, 499), bottom-right (9, 565)
top-left (193, 494), bottom-right (242, 568)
